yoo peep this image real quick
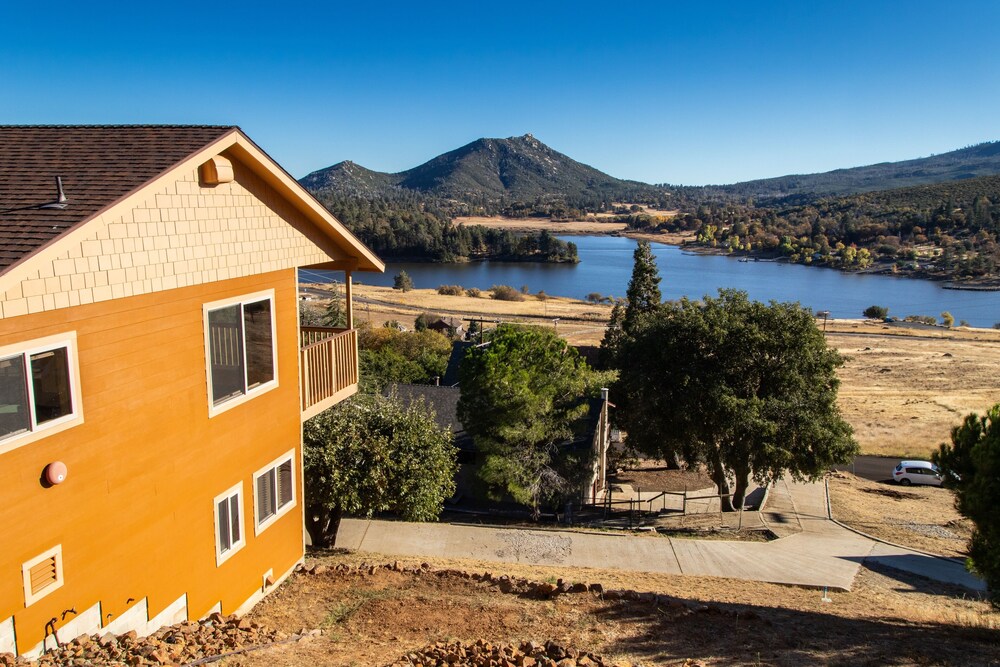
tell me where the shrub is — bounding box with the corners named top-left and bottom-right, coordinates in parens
top-left (586, 292), bottom-right (605, 304)
top-left (414, 312), bottom-right (440, 332)
top-left (489, 285), bottom-right (525, 302)
top-left (436, 285), bottom-right (463, 296)
top-left (466, 288), bottom-right (482, 298)
top-left (393, 271), bottom-right (413, 292)
top-left (536, 290), bottom-right (549, 301)
top-left (904, 315), bottom-right (937, 325)
top-left (941, 311), bottom-right (955, 328)
top-left (520, 285), bottom-right (530, 295)
top-left (863, 305), bottom-right (889, 320)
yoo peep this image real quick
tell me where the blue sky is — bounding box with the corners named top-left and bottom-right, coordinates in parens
top-left (2, 1), bottom-right (998, 185)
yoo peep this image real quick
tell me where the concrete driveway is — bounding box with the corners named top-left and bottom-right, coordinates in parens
top-left (336, 478), bottom-right (984, 593)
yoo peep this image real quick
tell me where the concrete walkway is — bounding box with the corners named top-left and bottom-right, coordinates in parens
top-left (336, 478), bottom-right (985, 593)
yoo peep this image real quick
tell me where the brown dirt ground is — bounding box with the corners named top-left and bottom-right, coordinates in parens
top-left (230, 551), bottom-right (999, 667)
top-left (828, 471), bottom-right (974, 558)
top-left (609, 463), bottom-right (714, 494)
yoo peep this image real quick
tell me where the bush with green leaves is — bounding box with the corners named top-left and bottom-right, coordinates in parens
top-left (489, 284), bottom-right (525, 302)
top-left (303, 393), bottom-right (457, 546)
top-left (358, 327), bottom-right (452, 392)
top-left (941, 311), bottom-right (955, 327)
top-left (933, 405), bottom-right (1000, 607)
top-left (863, 305), bottom-right (889, 320)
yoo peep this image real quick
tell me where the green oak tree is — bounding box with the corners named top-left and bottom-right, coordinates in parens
top-left (933, 405), bottom-right (1000, 606)
top-left (303, 393), bottom-right (457, 546)
top-left (615, 289), bottom-right (857, 510)
top-left (457, 324), bottom-right (600, 516)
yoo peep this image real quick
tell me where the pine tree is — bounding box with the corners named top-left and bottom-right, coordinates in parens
top-left (623, 240), bottom-right (662, 333)
top-left (599, 299), bottom-right (627, 369)
top-left (321, 295), bottom-right (347, 328)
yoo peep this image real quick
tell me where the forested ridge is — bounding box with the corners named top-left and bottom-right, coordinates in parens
top-left (640, 175), bottom-right (1000, 280)
top-left (301, 134), bottom-right (1000, 278)
top-left (313, 190), bottom-right (578, 263)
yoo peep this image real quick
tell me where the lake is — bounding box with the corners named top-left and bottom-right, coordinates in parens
top-left (301, 235), bottom-right (1000, 328)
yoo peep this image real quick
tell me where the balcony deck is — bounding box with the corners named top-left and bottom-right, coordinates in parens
top-left (300, 327), bottom-right (358, 421)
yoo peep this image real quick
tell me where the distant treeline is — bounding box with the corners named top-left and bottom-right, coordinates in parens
top-left (315, 192), bottom-right (578, 263)
top-left (635, 175), bottom-right (1000, 279)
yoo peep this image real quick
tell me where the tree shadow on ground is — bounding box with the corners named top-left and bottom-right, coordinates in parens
top-left (837, 556), bottom-right (987, 599)
top-left (595, 592), bottom-right (998, 666)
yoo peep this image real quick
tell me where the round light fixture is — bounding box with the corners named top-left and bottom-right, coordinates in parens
top-left (44, 461), bottom-right (68, 485)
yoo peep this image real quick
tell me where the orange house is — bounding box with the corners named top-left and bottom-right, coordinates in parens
top-left (0, 126), bottom-right (383, 657)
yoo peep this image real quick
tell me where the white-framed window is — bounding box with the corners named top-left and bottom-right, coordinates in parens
top-left (0, 333), bottom-right (83, 455)
top-left (213, 482), bottom-right (245, 566)
top-left (203, 290), bottom-right (278, 416)
top-left (253, 449), bottom-right (296, 535)
top-left (22, 544), bottom-right (64, 607)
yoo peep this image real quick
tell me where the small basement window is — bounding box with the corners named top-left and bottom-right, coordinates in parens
top-left (253, 450), bottom-right (296, 534)
top-left (22, 545), bottom-right (64, 607)
top-left (204, 291), bottom-right (277, 416)
top-left (0, 334), bottom-right (82, 454)
top-left (214, 482), bottom-right (245, 566)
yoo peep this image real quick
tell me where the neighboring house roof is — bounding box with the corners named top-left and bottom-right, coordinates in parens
top-left (441, 341), bottom-right (474, 386)
top-left (0, 126), bottom-right (236, 273)
top-left (385, 383), bottom-right (474, 452)
top-left (0, 125), bottom-right (384, 319)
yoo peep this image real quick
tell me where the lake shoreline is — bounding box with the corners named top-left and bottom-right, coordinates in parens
top-left (456, 216), bottom-right (1000, 291)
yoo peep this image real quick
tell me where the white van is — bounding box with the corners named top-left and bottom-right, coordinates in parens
top-left (892, 460), bottom-right (943, 486)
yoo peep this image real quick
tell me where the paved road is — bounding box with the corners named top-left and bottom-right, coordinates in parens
top-left (834, 455), bottom-right (898, 482)
top-left (337, 479), bottom-right (984, 593)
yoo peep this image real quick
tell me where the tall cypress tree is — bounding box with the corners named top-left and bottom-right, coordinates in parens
top-left (623, 240), bottom-right (662, 333)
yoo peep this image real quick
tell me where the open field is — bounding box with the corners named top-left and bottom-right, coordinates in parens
top-left (824, 320), bottom-right (1000, 458)
top-left (453, 214), bottom-right (693, 245)
top-left (828, 471), bottom-right (973, 557)
top-left (312, 285), bottom-right (1000, 458)
top-left (230, 550), bottom-right (999, 667)
top-left (454, 216), bottom-right (629, 234)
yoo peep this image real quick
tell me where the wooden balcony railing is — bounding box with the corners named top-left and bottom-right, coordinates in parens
top-left (300, 327), bottom-right (358, 421)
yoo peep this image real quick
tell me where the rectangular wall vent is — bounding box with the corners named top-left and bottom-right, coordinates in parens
top-left (22, 545), bottom-right (64, 607)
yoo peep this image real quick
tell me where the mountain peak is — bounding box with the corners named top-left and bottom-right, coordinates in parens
top-left (300, 133), bottom-right (653, 205)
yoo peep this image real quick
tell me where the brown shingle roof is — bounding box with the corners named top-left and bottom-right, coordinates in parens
top-left (0, 125), bottom-right (236, 273)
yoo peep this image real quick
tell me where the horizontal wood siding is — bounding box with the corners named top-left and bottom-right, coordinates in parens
top-left (0, 269), bottom-right (305, 654)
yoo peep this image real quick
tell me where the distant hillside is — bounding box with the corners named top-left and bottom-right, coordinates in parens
top-left (655, 174), bottom-right (1000, 282)
top-left (693, 141), bottom-right (1000, 201)
top-left (301, 134), bottom-right (669, 215)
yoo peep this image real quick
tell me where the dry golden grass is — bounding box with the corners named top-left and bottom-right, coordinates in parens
top-left (828, 471), bottom-right (973, 557)
top-left (454, 216), bottom-right (628, 234)
top-left (826, 320), bottom-right (1000, 458)
top-left (331, 284), bottom-right (613, 347)
top-left (453, 213), bottom-right (692, 246)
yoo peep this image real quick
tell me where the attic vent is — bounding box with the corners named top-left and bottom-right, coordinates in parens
top-left (22, 545), bottom-right (64, 607)
top-left (199, 156), bottom-right (234, 185)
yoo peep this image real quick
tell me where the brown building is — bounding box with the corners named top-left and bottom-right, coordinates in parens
top-left (0, 126), bottom-right (382, 657)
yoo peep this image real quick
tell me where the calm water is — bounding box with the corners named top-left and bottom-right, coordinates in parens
top-left (301, 235), bottom-right (1000, 327)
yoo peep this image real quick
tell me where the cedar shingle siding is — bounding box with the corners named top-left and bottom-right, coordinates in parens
top-left (0, 126), bottom-right (234, 272)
